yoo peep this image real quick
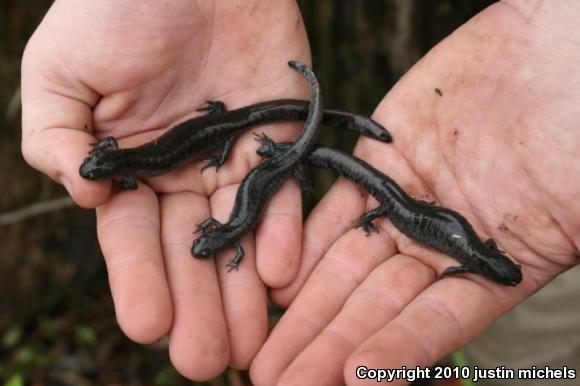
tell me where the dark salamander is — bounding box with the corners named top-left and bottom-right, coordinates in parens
top-left (191, 61), bottom-right (323, 271)
top-left (256, 140), bottom-right (522, 286)
top-left (79, 99), bottom-right (391, 191)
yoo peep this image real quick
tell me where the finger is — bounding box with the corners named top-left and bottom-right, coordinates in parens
top-left (209, 185), bottom-right (269, 370)
top-left (21, 33), bottom-right (108, 208)
top-left (255, 179), bottom-right (303, 288)
top-left (250, 226), bottom-right (397, 386)
top-left (96, 183), bottom-right (172, 344)
top-left (343, 276), bottom-right (532, 386)
top-left (276, 255), bottom-right (435, 386)
top-left (160, 191), bottom-right (230, 381)
top-left (270, 177), bottom-right (368, 306)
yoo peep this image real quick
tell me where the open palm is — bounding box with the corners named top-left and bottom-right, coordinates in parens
top-left (250, 1), bottom-right (580, 385)
top-left (21, 0), bottom-right (310, 380)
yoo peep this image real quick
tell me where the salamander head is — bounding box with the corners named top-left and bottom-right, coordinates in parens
top-left (474, 242), bottom-right (522, 286)
top-left (191, 234), bottom-right (227, 259)
top-left (79, 153), bottom-right (120, 180)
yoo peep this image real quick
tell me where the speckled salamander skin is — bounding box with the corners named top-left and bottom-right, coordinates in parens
top-left (79, 99), bottom-right (391, 190)
top-left (190, 61), bottom-right (324, 271)
top-left (256, 142), bottom-right (522, 286)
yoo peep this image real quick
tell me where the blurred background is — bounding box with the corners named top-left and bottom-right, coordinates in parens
top-left (0, 1), bottom-right (497, 385)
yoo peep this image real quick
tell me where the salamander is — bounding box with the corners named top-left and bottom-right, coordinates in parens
top-left (191, 61), bottom-right (323, 271)
top-left (255, 139), bottom-right (522, 286)
top-left (79, 99), bottom-right (391, 191)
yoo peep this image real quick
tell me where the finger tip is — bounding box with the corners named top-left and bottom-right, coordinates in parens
top-left (249, 358), bottom-right (280, 386)
top-left (169, 333), bottom-right (229, 381)
top-left (116, 297), bottom-right (173, 344)
top-left (258, 253), bottom-right (300, 289)
top-left (22, 129), bottom-right (112, 208)
top-left (56, 149), bottom-right (113, 208)
top-left (67, 176), bottom-right (112, 208)
top-left (269, 287), bottom-right (295, 309)
top-left (170, 353), bottom-right (229, 382)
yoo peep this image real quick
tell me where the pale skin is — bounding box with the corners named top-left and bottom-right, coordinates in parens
top-left (250, 1), bottom-right (580, 385)
top-left (21, 0), bottom-right (580, 385)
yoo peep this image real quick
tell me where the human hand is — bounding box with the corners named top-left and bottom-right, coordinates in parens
top-left (250, 1), bottom-right (580, 385)
top-left (21, 0), bottom-right (309, 380)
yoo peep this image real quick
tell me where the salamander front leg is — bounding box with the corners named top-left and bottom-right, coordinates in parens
top-left (89, 136), bottom-right (118, 155)
top-left (355, 206), bottom-right (388, 236)
top-left (196, 100), bottom-right (227, 115)
top-left (195, 218), bottom-right (222, 234)
top-left (483, 239), bottom-right (505, 253)
top-left (114, 176), bottom-right (138, 191)
top-left (201, 133), bottom-right (241, 173)
top-left (225, 242), bottom-right (245, 272)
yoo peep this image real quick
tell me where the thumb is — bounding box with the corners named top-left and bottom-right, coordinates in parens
top-left (21, 30), bottom-right (111, 208)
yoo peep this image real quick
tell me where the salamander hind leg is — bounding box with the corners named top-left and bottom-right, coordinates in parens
top-left (226, 242), bottom-right (245, 272)
top-left (416, 198), bottom-right (436, 205)
top-left (254, 137), bottom-right (293, 159)
top-left (201, 133), bottom-right (241, 172)
top-left (89, 136), bottom-right (119, 155)
top-left (253, 132), bottom-right (278, 151)
top-left (293, 169), bottom-right (313, 196)
top-left (355, 206), bottom-right (388, 236)
top-left (196, 100), bottom-right (227, 115)
top-left (114, 176), bottom-right (138, 191)
top-left (439, 265), bottom-right (470, 279)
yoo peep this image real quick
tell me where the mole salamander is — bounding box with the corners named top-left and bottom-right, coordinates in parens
top-left (79, 99), bottom-right (391, 191)
top-left (190, 60), bottom-right (323, 271)
top-left (256, 139), bottom-right (522, 286)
